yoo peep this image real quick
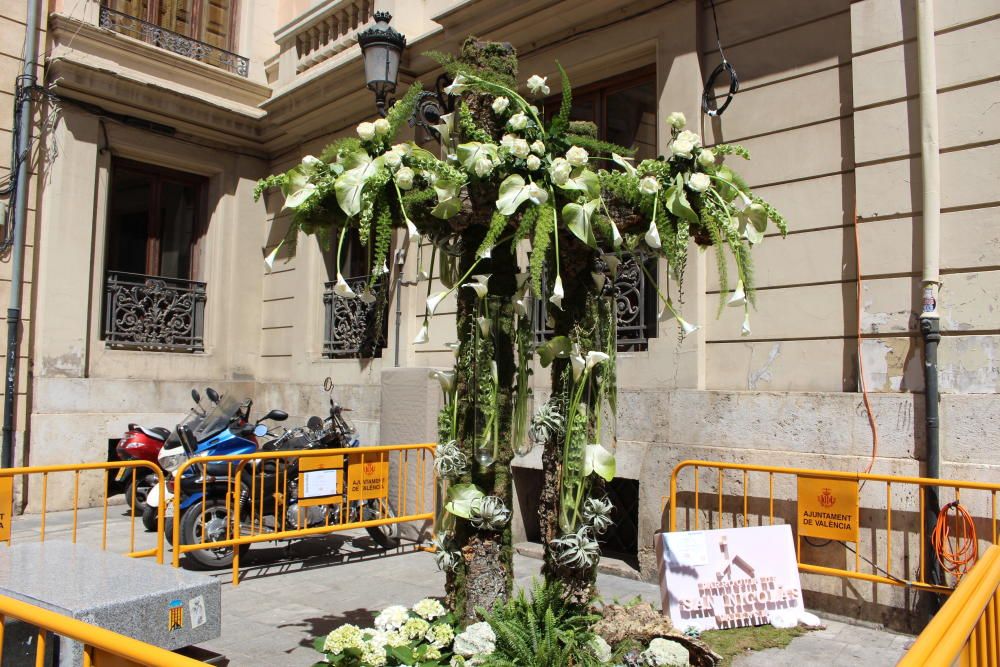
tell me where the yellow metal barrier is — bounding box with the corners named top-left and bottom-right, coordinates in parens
top-left (169, 443), bottom-right (436, 584)
top-left (668, 460), bottom-right (1000, 594)
top-left (0, 592), bottom-right (206, 666)
top-left (900, 544), bottom-right (1000, 666)
top-left (0, 461), bottom-right (165, 562)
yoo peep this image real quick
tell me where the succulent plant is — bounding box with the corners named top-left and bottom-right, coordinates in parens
top-left (550, 526), bottom-right (600, 570)
top-left (470, 495), bottom-right (511, 531)
top-left (434, 439), bottom-right (469, 478)
top-left (581, 496), bottom-right (614, 535)
top-left (529, 398), bottom-right (564, 446)
top-left (432, 533), bottom-right (461, 573)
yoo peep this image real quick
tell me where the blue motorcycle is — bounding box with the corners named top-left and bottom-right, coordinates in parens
top-left (150, 393), bottom-right (287, 569)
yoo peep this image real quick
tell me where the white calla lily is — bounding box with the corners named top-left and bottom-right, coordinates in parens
top-left (413, 319), bottom-right (430, 344)
top-left (570, 351), bottom-right (586, 381)
top-left (645, 221), bottom-right (662, 249)
top-left (443, 74), bottom-right (469, 95)
top-left (585, 351), bottom-right (610, 371)
top-left (727, 279), bottom-right (747, 308)
top-left (263, 240), bottom-right (283, 273)
top-left (658, 299), bottom-right (700, 334)
top-left (426, 291), bottom-right (449, 316)
top-left (478, 316), bottom-right (491, 337)
top-left (549, 275), bottom-right (564, 310)
top-left (406, 219), bottom-right (421, 244)
top-left (463, 282), bottom-right (489, 299)
top-left (429, 369), bottom-right (455, 394)
top-left (679, 316), bottom-right (700, 336)
top-left (334, 273), bottom-right (356, 299)
top-left (741, 311), bottom-right (752, 337)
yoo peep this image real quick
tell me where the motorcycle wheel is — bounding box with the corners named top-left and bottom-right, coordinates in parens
top-left (141, 504), bottom-right (159, 532)
top-left (363, 499), bottom-right (398, 549)
top-left (179, 498), bottom-right (250, 570)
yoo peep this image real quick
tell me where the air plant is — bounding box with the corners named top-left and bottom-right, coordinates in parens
top-left (470, 496), bottom-right (511, 531)
top-left (435, 440), bottom-right (468, 479)
top-left (432, 533), bottom-right (461, 573)
top-left (550, 526), bottom-right (600, 570)
top-left (581, 496), bottom-right (614, 535)
top-left (529, 398), bottom-right (564, 446)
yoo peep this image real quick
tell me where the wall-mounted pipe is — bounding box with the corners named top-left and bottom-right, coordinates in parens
top-left (916, 0), bottom-right (942, 588)
top-left (1, 0), bottom-right (42, 469)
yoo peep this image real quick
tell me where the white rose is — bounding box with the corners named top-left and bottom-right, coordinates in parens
top-left (395, 167), bottom-right (415, 190)
top-left (687, 172), bottom-right (711, 192)
top-left (526, 155), bottom-right (541, 171)
top-left (526, 74), bottom-right (550, 96)
top-left (526, 182), bottom-right (548, 205)
top-left (512, 138), bottom-right (531, 159)
top-left (530, 140), bottom-right (546, 156)
top-left (473, 156), bottom-right (494, 178)
top-left (373, 118), bottom-right (390, 136)
top-left (383, 151), bottom-right (402, 171)
top-left (565, 146), bottom-right (588, 167)
top-left (639, 176), bottom-right (660, 195)
top-left (492, 96), bottom-right (510, 114)
top-left (391, 143), bottom-right (412, 157)
top-left (671, 130), bottom-right (701, 159)
top-left (666, 111), bottom-right (686, 130)
top-left (356, 122), bottom-right (376, 140)
top-left (697, 149), bottom-right (716, 169)
top-left (508, 112), bottom-right (529, 131)
top-left (549, 157), bottom-right (572, 185)
top-left (500, 134), bottom-right (517, 151)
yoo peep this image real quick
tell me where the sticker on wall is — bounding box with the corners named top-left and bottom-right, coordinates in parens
top-left (189, 595), bottom-right (207, 629)
top-left (168, 599), bottom-right (184, 631)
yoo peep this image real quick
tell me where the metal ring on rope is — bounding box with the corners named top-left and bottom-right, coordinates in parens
top-left (702, 60), bottom-right (739, 117)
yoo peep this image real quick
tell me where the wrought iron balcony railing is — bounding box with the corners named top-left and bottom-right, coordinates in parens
top-left (533, 253), bottom-right (657, 352)
top-left (323, 275), bottom-right (388, 359)
top-left (102, 271), bottom-right (206, 352)
top-left (98, 6), bottom-right (250, 77)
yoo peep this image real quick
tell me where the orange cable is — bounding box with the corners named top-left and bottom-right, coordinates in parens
top-left (854, 204), bottom-right (880, 475)
top-left (931, 501), bottom-right (979, 580)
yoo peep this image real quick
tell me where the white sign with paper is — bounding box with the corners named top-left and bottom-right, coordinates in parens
top-left (658, 524), bottom-right (803, 631)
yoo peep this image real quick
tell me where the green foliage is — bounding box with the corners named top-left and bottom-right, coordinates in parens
top-left (478, 211), bottom-right (510, 258)
top-left (547, 62), bottom-right (573, 138)
top-left (712, 143), bottom-right (751, 160)
top-left (479, 580), bottom-right (601, 667)
top-left (253, 173), bottom-right (286, 201)
top-left (564, 134), bottom-right (634, 158)
top-left (385, 83), bottom-right (424, 141)
top-left (529, 204), bottom-right (555, 297)
top-left (457, 104), bottom-right (494, 144)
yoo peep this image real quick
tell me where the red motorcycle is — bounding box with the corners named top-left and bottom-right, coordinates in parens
top-left (114, 388), bottom-right (219, 531)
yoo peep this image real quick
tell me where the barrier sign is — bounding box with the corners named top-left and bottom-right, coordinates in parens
top-left (659, 525), bottom-right (803, 631)
top-left (797, 476), bottom-right (859, 543)
top-left (298, 455), bottom-right (344, 507)
top-left (0, 476), bottom-right (11, 542)
top-left (347, 452), bottom-right (389, 501)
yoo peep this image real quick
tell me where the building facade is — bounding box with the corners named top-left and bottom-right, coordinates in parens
top-left (0, 0), bottom-right (997, 628)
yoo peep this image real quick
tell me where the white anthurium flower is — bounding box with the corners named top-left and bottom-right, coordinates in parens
top-left (358, 287), bottom-right (377, 305)
top-left (565, 146), bottom-right (589, 167)
top-left (395, 166), bottom-right (415, 190)
top-left (727, 279), bottom-right (747, 307)
top-left (492, 96), bottom-right (510, 114)
top-left (733, 192), bottom-right (752, 211)
top-left (478, 316), bottom-right (491, 337)
top-left (741, 310), bottom-right (752, 337)
top-left (611, 152), bottom-right (637, 176)
top-left (383, 151), bottom-right (402, 171)
top-left (687, 172), bottom-right (711, 193)
top-left (511, 139), bottom-right (531, 159)
top-left (585, 350), bottom-right (610, 372)
top-left (570, 348), bottom-right (586, 381)
top-left (374, 118), bottom-right (390, 136)
top-left (530, 140), bottom-right (546, 156)
top-left (406, 219), bottom-right (421, 244)
top-left (603, 254), bottom-right (621, 278)
top-left (592, 272), bottom-right (606, 290)
top-left (645, 221), bottom-right (662, 249)
top-left (526, 155), bottom-right (541, 171)
top-left (549, 275), bottom-right (564, 310)
top-left (508, 112), bottom-right (529, 131)
top-left (526, 74), bottom-right (550, 96)
top-left (666, 111), bottom-right (686, 129)
top-left (426, 291), bottom-right (449, 316)
top-left (443, 74), bottom-right (469, 95)
top-left (356, 121), bottom-right (376, 140)
top-left (549, 158), bottom-right (572, 186)
top-left (526, 181), bottom-right (548, 205)
top-left (334, 273), bottom-right (357, 299)
top-left (697, 149), bottom-right (716, 169)
top-left (638, 176), bottom-right (660, 196)
top-left (429, 369), bottom-right (455, 394)
top-left (413, 319), bottom-right (430, 344)
top-left (583, 443), bottom-right (616, 481)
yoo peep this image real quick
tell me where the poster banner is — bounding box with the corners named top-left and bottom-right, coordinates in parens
top-left (658, 524), bottom-right (803, 631)
top-left (347, 452), bottom-right (390, 501)
top-left (298, 454), bottom-right (344, 507)
top-left (797, 476), bottom-right (859, 543)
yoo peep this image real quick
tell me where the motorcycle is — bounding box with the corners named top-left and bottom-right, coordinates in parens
top-left (148, 392), bottom-right (287, 569)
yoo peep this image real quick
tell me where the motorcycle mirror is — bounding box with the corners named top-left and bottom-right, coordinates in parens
top-left (253, 424), bottom-right (268, 438)
top-left (191, 388), bottom-right (201, 404)
top-left (307, 416), bottom-right (323, 431)
top-left (323, 377), bottom-right (333, 393)
top-left (206, 387), bottom-right (221, 404)
top-left (259, 409), bottom-right (288, 423)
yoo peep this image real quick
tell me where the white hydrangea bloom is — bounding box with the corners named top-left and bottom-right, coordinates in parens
top-left (413, 598), bottom-right (446, 620)
top-left (373, 605), bottom-right (410, 632)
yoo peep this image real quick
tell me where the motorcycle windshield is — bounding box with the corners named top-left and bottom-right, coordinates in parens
top-left (193, 394), bottom-right (243, 441)
top-left (163, 409), bottom-right (204, 450)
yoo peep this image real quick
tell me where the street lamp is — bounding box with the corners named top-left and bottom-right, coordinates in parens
top-left (358, 11), bottom-right (452, 136)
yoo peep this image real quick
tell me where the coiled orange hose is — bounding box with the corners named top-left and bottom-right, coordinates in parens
top-left (931, 501), bottom-right (979, 580)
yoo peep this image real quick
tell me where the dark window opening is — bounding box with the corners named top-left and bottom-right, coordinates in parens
top-left (102, 0), bottom-right (240, 53)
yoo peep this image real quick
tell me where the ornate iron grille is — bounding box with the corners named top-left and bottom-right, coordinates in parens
top-left (98, 6), bottom-right (250, 77)
top-left (102, 271), bottom-right (206, 352)
top-left (323, 275), bottom-right (388, 359)
top-left (533, 253), bottom-right (657, 352)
